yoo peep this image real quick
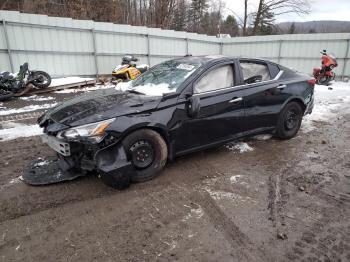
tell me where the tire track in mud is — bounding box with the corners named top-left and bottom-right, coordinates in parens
top-left (282, 115), bottom-right (350, 261)
top-left (189, 188), bottom-right (271, 262)
top-left (284, 201), bottom-right (350, 261)
top-left (267, 167), bottom-right (290, 239)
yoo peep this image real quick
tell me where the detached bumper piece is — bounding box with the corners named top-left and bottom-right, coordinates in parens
top-left (96, 145), bottom-right (136, 190)
top-left (22, 156), bottom-right (85, 185)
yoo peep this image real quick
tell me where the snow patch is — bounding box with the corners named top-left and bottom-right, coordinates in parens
top-left (50, 76), bottom-right (95, 87)
top-left (0, 176), bottom-right (23, 192)
top-left (54, 84), bottom-right (112, 94)
top-left (9, 176), bottom-right (22, 185)
top-left (34, 160), bottom-right (50, 167)
top-left (20, 95), bottom-right (55, 102)
top-left (225, 142), bottom-right (254, 153)
top-left (117, 82), bottom-right (173, 96)
top-left (253, 134), bottom-right (272, 141)
top-left (206, 188), bottom-right (238, 200)
top-left (182, 207), bottom-right (204, 222)
top-left (301, 82), bottom-right (350, 132)
top-left (230, 175), bottom-right (241, 183)
top-left (0, 123), bottom-right (43, 141)
top-left (0, 103), bottom-right (57, 116)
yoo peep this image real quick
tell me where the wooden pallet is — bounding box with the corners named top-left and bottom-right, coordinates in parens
top-left (27, 79), bottom-right (97, 94)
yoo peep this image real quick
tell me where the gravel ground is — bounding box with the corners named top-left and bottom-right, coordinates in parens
top-left (0, 83), bottom-right (350, 262)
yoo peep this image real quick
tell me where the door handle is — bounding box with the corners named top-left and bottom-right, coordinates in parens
top-left (229, 97), bottom-right (243, 103)
top-left (277, 84), bottom-right (287, 90)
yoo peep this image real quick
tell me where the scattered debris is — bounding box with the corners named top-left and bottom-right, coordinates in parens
top-left (225, 142), bottom-right (254, 153)
top-left (277, 232), bottom-right (288, 240)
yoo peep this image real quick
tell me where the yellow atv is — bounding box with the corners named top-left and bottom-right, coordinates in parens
top-left (112, 55), bottom-right (149, 83)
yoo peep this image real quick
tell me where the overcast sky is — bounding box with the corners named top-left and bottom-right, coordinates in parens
top-left (223, 0), bottom-right (350, 23)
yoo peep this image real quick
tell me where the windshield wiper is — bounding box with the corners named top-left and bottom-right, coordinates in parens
top-left (126, 89), bottom-right (145, 95)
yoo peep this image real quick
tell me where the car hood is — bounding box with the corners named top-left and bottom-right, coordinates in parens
top-left (39, 88), bottom-right (160, 127)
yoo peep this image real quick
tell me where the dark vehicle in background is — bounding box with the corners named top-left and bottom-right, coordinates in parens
top-left (0, 62), bottom-right (51, 101)
top-left (28, 55), bottom-right (314, 189)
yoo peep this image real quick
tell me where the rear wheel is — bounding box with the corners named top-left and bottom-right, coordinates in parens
top-left (275, 102), bottom-right (303, 139)
top-left (31, 71), bottom-right (51, 88)
top-left (122, 129), bottom-right (168, 182)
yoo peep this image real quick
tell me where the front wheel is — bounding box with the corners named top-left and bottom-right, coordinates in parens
top-left (122, 129), bottom-right (168, 182)
top-left (31, 71), bottom-right (51, 88)
top-left (316, 74), bottom-right (332, 85)
top-left (275, 102), bottom-right (303, 139)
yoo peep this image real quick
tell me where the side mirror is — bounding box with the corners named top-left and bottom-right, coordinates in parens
top-left (187, 95), bottom-right (200, 117)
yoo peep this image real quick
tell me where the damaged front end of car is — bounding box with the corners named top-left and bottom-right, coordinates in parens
top-left (23, 115), bottom-right (135, 189)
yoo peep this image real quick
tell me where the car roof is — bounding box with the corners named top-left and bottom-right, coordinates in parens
top-left (172, 55), bottom-right (278, 66)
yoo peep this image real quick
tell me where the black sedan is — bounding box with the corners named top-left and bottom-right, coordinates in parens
top-left (27, 55), bottom-right (314, 188)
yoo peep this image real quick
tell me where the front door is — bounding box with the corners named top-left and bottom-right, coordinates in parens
top-left (172, 62), bottom-right (246, 154)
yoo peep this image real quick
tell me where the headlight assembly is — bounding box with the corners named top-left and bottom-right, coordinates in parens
top-left (58, 118), bottom-right (116, 143)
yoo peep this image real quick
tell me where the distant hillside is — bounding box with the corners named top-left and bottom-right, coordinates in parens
top-left (277, 21), bottom-right (350, 34)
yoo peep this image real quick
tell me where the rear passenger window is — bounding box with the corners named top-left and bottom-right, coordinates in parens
top-left (240, 61), bottom-right (271, 84)
top-left (269, 63), bottom-right (280, 79)
top-left (194, 65), bottom-right (234, 94)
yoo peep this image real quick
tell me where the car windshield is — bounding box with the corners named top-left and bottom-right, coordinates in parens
top-left (117, 60), bottom-right (200, 96)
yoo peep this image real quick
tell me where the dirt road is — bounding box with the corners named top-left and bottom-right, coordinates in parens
top-left (0, 86), bottom-right (350, 261)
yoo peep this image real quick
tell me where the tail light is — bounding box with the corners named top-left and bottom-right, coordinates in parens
top-left (308, 79), bottom-right (316, 87)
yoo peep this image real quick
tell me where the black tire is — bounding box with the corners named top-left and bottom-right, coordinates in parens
top-left (31, 71), bottom-right (51, 88)
top-left (0, 89), bottom-right (15, 101)
top-left (275, 102), bottom-right (303, 139)
top-left (122, 129), bottom-right (168, 182)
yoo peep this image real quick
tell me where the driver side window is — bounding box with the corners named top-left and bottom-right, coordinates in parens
top-left (194, 65), bottom-right (234, 94)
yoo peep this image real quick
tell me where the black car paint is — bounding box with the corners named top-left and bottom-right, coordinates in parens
top-left (39, 56), bottom-right (314, 180)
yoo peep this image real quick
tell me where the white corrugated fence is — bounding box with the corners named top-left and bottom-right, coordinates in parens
top-left (1, 10), bottom-right (349, 78)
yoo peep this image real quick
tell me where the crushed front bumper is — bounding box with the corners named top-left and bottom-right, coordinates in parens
top-left (23, 135), bottom-right (136, 189)
top-left (22, 156), bottom-right (85, 185)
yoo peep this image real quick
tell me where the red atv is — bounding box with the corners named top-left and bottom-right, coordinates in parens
top-left (313, 49), bottom-right (337, 85)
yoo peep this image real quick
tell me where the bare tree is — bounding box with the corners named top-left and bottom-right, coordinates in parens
top-left (252, 0), bottom-right (310, 35)
top-left (243, 0), bottom-right (248, 36)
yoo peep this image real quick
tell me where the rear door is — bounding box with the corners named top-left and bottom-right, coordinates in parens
top-left (172, 61), bottom-right (246, 154)
top-left (238, 59), bottom-right (288, 132)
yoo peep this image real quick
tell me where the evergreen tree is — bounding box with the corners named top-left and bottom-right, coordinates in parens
top-left (172, 0), bottom-right (188, 31)
top-left (187, 0), bottom-right (208, 32)
top-left (221, 15), bottom-right (239, 37)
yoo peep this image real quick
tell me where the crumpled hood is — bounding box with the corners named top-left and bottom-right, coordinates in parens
top-left (39, 88), bottom-right (160, 127)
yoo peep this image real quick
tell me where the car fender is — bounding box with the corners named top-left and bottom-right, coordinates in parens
top-left (280, 96), bottom-right (308, 113)
top-left (94, 116), bottom-right (170, 179)
top-left (106, 114), bottom-right (169, 140)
